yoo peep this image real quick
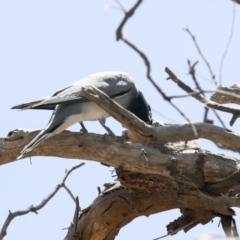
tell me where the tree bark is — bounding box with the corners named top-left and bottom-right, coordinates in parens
top-left (1, 129), bottom-right (240, 239)
top-left (211, 84), bottom-right (240, 105)
top-left (2, 87), bottom-right (240, 239)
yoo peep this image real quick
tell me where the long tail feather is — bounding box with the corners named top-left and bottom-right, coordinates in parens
top-left (11, 97), bottom-right (50, 110)
top-left (17, 131), bottom-right (50, 159)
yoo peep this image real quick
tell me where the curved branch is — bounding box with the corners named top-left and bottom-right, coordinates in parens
top-left (0, 163), bottom-right (84, 240)
top-left (115, 0), bottom-right (193, 125)
top-left (2, 127), bottom-right (240, 189)
top-left (64, 179), bottom-right (240, 240)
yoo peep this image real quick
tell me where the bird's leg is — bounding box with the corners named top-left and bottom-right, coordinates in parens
top-left (98, 118), bottom-right (116, 137)
top-left (79, 122), bottom-right (88, 133)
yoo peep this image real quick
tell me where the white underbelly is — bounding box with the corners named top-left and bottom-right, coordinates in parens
top-left (53, 102), bottom-right (110, 134)
top-left (77, 102), bottom-right (110, 121)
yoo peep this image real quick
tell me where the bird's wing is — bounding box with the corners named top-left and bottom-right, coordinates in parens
top-left (11, 85), bottom-right (72, 110)
top-left (12, 72), bottom-right (136, 110)
top-left (11, 97), bottom-right (54, 110)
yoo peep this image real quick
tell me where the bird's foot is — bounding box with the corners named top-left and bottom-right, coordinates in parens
top-left (80, 128), bottom-right (88, 134)
top-left (104, 127), bottom-right (116, 138)
top-left (79, 122), bottom-right (88, 133)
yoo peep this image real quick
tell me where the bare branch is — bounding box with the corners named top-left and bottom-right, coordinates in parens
top-left (211, 84), bottom-right (240, 104)
top-left (63, 178), bottom-right (240, 240)
top-left (187, 60), bottom-right (203, 94)
top-left (64, 197), bottom-right (80, 239)
top-left (184, 27), bottom-right (219, 87)
top-left (219, 4), bottom-right (236, 85)
top-left (116, 0), bottom-right (142, 41)
top-left (165, 67), bottom-right (240, 125)
top-left (63, 184), bottom-right (78, 204)
top-left (115, 0), bottom-right (126, 13)
top-left (169, 91), bottom-right (216, 99)
top-left (115, 0), bottom-right (193, 126)
top-left (3, 126), bottom-right (240, 190)
top-left (187, 60), bottom-right (226, 128)
top-left (0, 163), bottom-right (85, 240)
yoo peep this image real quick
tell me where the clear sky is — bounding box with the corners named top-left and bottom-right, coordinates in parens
top-left (0, 0), bottom-right (240, 239)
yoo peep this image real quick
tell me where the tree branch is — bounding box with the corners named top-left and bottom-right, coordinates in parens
top-left (184, 27), bottom-right (219, 87)
top-left (115, 0), bottom-right (193, 125)
top-left (165, 67), bottom-right (240, 126)
top-left (187, 60), bottom-right (226, 128)
top-left (64, 179), bottom-right (240, 240)
top-left (211, 84), bottom-right (240, 105)
top-left (2, 126), bottom-right (240, 191)
top-left (0, 163), bottom-right (85, 240)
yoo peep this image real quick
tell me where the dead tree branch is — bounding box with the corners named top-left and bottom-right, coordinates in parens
top-left (0, 163), bottom-right (85, 240)
top-left (3, 126), bottom-right (240, 190)
top-left (115, 0), bottom-right (193, 125)
top-left (187, 60), bottom-right (226, 127)
top-left (184, 27), bottom-right (219, 87)
top-left (3, 93), bottom-right (240, 239)
top-left (219, 4), bottom-right (236, 85)
top-left (211, 84), bottom-right (240, 105)
top-left (232, 0), bottom-right (240, 4)
top-left (165, 67), bottom-right (240, 126)
top-left (64, 178), bottom-right (240, 240)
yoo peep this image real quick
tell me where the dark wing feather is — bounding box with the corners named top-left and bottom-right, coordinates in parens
top-left (12, 72), bottom-right (134, 110)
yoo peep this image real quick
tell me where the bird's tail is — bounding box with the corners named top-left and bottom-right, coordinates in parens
top-left (17, 130), bottom-right (51, 160)
top-left (11, 97), bottom-right (50, 110)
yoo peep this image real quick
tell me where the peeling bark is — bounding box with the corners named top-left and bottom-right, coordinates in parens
top-left (2, 87), bottom-right (240, 239)
top-left (1, 128), bottom-right (240, 239)
top-left (211, 85), bottom-right (240, 105)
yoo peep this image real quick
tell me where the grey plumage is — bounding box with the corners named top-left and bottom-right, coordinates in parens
top-left (12, 72), bottom-right (152, 159)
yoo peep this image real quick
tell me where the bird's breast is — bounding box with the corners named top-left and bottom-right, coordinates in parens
top-left (74, 102), bottom-right (110, 122)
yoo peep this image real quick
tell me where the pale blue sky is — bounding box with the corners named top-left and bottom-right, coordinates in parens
top-left (0, 1), bottom-right (240, 239)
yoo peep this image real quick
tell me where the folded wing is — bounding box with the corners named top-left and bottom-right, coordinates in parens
top-left (12, 72), bottom-right (134, 110)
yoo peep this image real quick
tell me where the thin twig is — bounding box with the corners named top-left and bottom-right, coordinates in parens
top-left (187, 60), bottom-right (226, 128)
top-left (169, 91), bottom-right (214, 99)
top-left (219, 4), bottom-right (236, 85)
top-left (115, 0), bottom-right (126, 12)
top-left (63, 184), bottom-right (77, 204)
top-left (184, 27), bottom-right (219, 87)
top-left (104, 4), bottom-right (124, 13)
top-left (166, 67), bottom-right (240, 125)
top-left (187, 60), bottom-right (203, 94)
top-left (116, 0), bottom-right (193, 127)
top-left (151, 108), bottom-right (176, 122)
top-left (0, 162), bottom-right (85, 240)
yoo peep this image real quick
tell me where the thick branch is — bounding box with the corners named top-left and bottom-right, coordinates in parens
top-left (3, 87), bottom-right (240, 239)
top-left (64, 179), bottom-right (240, 240)
top-left (211, 84), bottom-right (240, 104)
top-left (2, 128), bottom-right (240, 190)
top-left (232, 0), bottom-right (240, 4)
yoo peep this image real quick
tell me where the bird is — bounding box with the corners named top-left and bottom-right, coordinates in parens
top-left (12, 71), bottom-right (152, 159)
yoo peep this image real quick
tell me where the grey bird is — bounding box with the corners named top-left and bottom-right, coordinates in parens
top-left (12, 71), bottom-right (152, 159)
